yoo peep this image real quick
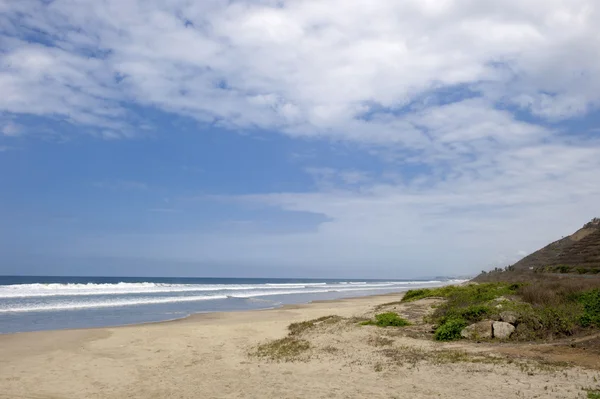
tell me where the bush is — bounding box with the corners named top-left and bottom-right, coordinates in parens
top-left (402, 289), bottom-right (431, 302)
top-left (427, 283), bottom-right (519, 326)
top-left (401, 285), bottom-right (463, 302)
top-left (578, 289), bottom-right (600, 328)
top-left (404, 283), bottom-right (518, 304)
top-left (457, 304), bottom-right (492, 323)
top-left (407, 280), bottom-right (600, 342)
top-left (514, 290), bottom-right (600, 340)
top-left (434, 318), bottom-right (467, 341)
top-left (363, 312), bottom-right (411, 327)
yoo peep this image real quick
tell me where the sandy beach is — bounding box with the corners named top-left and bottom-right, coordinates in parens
top-left (1, 292), bottom-right (599, 399)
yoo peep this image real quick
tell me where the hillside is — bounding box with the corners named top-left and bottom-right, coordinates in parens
top-left (509, 218), bottom-right (600, 274)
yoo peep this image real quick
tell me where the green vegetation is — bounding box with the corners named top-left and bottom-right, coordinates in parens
top-left (402, 281), bottom-right (600, 342)
top-left (362, 312), bottom-right (411, 327)
top-left (402, 283), bottom-right (519, 341)
top-left (401, 286), bottom-right (462, 302)
top-left (401, 283), bottom-right (519, 303)
top-left (578, 289), bottom-right (600, 328)
top-left (514, 283), bottom-right (600, 340)
top-left (433, 317), bottom-right (467, 341)
top-left (588, 390), bottom-right (600, 399)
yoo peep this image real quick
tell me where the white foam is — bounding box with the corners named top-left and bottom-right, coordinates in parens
top-left (0, 294), bottom-right (229, 313)
top-left (0, 281), bottom-right (443, 298)
top-left (0, 282), bottom-right (331, 298)
top-left (0, 280), bottom-right (458, 313)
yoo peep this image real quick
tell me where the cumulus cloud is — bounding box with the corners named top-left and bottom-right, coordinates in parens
top-left (1, 0), bottom-right (598, 138)
top-left (1, 0), bottom-right (599, 275)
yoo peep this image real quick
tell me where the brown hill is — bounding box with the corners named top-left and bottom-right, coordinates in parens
top-left (511, 218), bottom-right (600, 274)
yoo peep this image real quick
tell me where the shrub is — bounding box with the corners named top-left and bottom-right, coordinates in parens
top-left (402, 288), bottom-right (430, 302)
top-left (427, 283), bottom-right (519, 326)
top-left (579, 289), bottom-right (600, 328)
top-left (512, 301), bottom-right (584, 340)
top-left (401, 285), bottom-right (462, 302)
top-left (363, 312), bottom-right (411, 327)
top-left (407, 280), bottom-right (600, 342)
top-left (434, 318), bottom-right (467, 341)
top-left (518, 284), bottom-right (559, 305)
top-left (457, 304), bottom-right (492, 323)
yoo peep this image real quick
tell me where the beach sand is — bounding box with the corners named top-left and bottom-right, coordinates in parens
top-left (1, 292), bottom-right (599, 399)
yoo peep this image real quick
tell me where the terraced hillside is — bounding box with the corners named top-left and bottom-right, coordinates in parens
top-left (512, 218), bottom-right (600, 274)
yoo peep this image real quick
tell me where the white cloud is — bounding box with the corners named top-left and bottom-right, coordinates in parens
top-left (2, 1), bottom-right (600, 275)
top-left (1, 0), bottom-right (598, 140)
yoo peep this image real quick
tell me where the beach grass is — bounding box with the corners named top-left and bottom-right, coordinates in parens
top-left (288, 315), bottom-right (342, 336)
top-left (253, 337), bottom-right (311, 362)
top-left (252, 315), bottom-right (344, 361)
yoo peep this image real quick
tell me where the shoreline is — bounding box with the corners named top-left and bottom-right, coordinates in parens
top-left (2, 290), bottom-right (410, 337)
top-left (1, 287), bottom-right (598, 398)
top-left (0, 289), bottom-right (412, 336)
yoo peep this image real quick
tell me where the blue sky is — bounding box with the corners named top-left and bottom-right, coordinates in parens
top-left (1, 0), bottom-right (599, 278)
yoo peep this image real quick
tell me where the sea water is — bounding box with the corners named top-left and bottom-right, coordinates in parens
top-left (0, 276), bottom-right (461, 333)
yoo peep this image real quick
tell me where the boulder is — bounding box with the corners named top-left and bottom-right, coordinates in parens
top-left (460, 320), bottom-right (493, 339)
top-left (493, 321), bottom-right (515, 339)
top-left (500, 311), bottom-right (518, 324)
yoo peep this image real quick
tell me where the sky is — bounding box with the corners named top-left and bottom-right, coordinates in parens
top-left (1, 0), bottom-right (599, 279)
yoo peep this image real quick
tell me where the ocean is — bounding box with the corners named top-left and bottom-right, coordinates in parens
top-left (0, 276), bottom-right (460, 334)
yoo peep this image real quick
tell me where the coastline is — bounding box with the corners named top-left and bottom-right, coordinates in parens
top-left (1, 289), bottom-right (597, 399)
top-left (0, 288), bottom-right (416, 336)
top-left (1, 290), bottom-right (408, 336)
top-left (0, 277), bottom-right (458, 334)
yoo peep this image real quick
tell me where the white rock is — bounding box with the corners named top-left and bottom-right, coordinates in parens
top-left (493, 321), bottom-right (515, 339)
top-left (500, 311), bottom-right (518, 324)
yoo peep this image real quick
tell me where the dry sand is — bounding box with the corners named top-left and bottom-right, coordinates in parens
top-left (1, 293), bottom-right (599, 399)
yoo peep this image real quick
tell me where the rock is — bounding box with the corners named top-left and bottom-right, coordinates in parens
top-left (500, 311), bottom-right (518, 324)
top-left (493, 296), bottom-right (511, 309)
top-left (460, 320), bottom-right (493, 339)
top-left (493, 321), bottom-right (515, 339)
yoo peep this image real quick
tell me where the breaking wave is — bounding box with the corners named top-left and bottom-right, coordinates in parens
top-left (0, 279), bottom-right (464, 313)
